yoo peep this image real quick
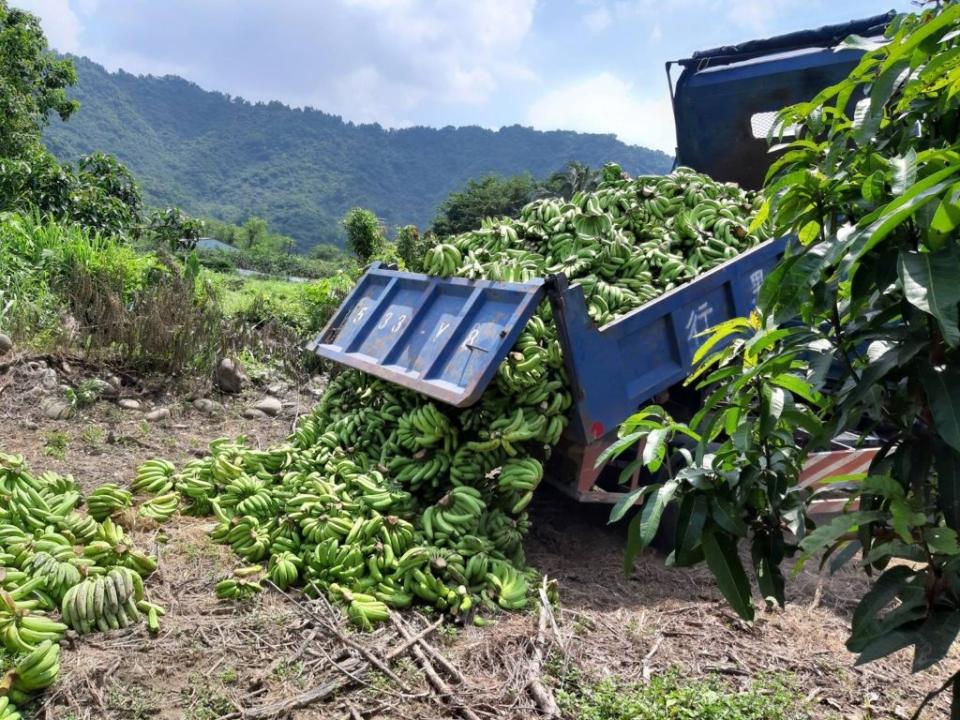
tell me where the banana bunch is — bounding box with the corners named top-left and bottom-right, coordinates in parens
top-left (138, 492), bottom-right (180, 523)
top-left (215, 566), bottom-right (264, 600)
top-left (0, 697), bottom-right (22, 720)
top-left (60, 567), bottom-right (145, 634)
top-left (267, 551), bottom-right (301, 590)
top-left (132, 459), bottom-right (176, 495)
top-left (3, 639), bottom-right (60, 703)
top-left (423, 243), bottom-right (462, 277)
top-left (497, 457), bottom-right (543, 513)
top-left (0, 592), bottom-right (68, 654)
top-left (83, 519), bottom-right (158, 575)
top-left (483, 562), bottom-right (529, 611)
top-left (85, 483), bottom-right (132, 521)
top-left (422, 486), bottom-right (485, 540)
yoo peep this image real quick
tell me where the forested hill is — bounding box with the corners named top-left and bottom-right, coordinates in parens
top-left (43, 56), bottom-right (673, 248)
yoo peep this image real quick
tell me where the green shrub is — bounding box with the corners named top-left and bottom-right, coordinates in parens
top-left (555, 672), bottom-right (808, 720)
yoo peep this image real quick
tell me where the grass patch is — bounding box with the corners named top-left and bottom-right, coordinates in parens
top-left (555, 668), bottom-right (810, 720)
top-left (43, 431), bottom-right (69, 459)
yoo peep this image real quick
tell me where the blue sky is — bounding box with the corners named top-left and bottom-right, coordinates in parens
top-left (19, 0), bottom-right (912, 153)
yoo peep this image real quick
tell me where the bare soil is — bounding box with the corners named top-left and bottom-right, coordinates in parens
top-left (0, 355), bottom-right (953, 720)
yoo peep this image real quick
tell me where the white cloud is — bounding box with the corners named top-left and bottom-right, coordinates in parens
top-left (15, 0), bottom-right (83, 52)
top-left (51, 0), bottom-right (537, 127)
top-left (583, 5), bottom-right (611, 32)
top-left (527, 72), bottom-right (675, 153)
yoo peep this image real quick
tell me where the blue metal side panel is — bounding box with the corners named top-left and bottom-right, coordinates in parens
top-left (551, 236), bottom-right (789, 443)
top-left (307, 264), bottom-right (546, 407)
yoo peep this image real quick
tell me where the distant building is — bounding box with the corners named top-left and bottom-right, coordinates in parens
top-left (196, 237), bottom-right (239, 253)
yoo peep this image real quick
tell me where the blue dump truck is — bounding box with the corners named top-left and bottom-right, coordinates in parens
top-left (309, 13), bottom-right (893, 505)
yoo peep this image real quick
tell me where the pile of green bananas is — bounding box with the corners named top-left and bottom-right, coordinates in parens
top-left (0, 453), bottom-right (164, 715)
top-left (136, 166), bottom-right (763, 630)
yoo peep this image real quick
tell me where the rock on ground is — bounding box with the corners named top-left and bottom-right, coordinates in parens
top-left (145, 408), bottom-right (171, 422)
top-left (118, 399), bottom-right (142, 411)
top-left (242, 408), bottom-right (268, 420)
top-left (192, 398), bottom-right (223, 415)
top-left (0, 334), bottom-right (12, 355)
top-left (40, 398), bottom-right (73, 420)
top-left (215, 357), bottom-right (247, 394)
top-left (252, 396), bottom-right (282, 417)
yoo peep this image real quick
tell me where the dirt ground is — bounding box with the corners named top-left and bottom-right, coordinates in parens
top-left (0, 354), bottom-right (954, 720)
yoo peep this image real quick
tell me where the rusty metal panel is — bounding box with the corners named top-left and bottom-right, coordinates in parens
top-left (307, 264), bottom-right (546, 407)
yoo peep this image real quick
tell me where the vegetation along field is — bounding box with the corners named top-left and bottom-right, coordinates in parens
top-left (0, 1), bottom-right (958, 719)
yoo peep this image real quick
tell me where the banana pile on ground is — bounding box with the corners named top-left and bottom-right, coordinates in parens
top-left (0, 453), bottom-right (164, 716)
top-left (132, 166), bottom-right (764, 630)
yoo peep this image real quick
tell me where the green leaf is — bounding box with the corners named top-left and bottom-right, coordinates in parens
top-left (701, 526), bottom-right (754, 621)
top-left (913, 610), bottom-right (960, 672)
top-left (898, 247), bottom-right (960, 347)
top-left (851, 163), bottom-right (960, 264)
top-left (769, 373), bottom-right (822, 404)
top-left (891, 149), bottom-right (917, 196)
top-left (799, 511), bottom-right (883, 556)
top-left (927, 182), bottom-right (960, 248)
top-left (855, 629), bottom-right (918, 666)
top-left (920, 365), bottom-right (960, 452)
top-left (641, 427), bottom-right (669, 471)
top-left (711, 496), bottom-right (748, 537)
top-left (595, 430), bottom-right (644, 468)
top-left (864, 540), bottom-right (928, 564)
top-left (890, 497), bottom-right (925, 543)
top-left (691, 317), bottom-right (752, 366)
top-left (861, 170), bottom-right (885, 203)
top-left (925, 527), bottom-right (960, 556)
top-left (673, 494), bottom-right (708, 565)
top-left (849, 565), bottom-right (922, 652)
top-left (637, 479), bottom-right (679, 548)
top-left (797, 219), bottom-right (820, 245)
top-left (609, 484), bottom-right (656, 524)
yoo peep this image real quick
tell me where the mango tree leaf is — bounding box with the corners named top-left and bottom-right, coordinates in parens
top-left (799, 511), bottom-right (883, 556)
top-left (927, 182), bottom-right (960, 248)
top-left (855, 629), bottom-right (919, 666)
top-left (891, 148), bottom-right (917, 196)
top-left (609, 484), bottom-right (656, 524)
top-left (920, 365), bottom-right (960, 452)
top-left (673, 494), bottom-right (708, 565)
top-left (865, 540), bottom-right (928, 564)
top-left (913, 610), bottom-right (960, 672)
top-left (849, 565), bottom-right (924, 652)
top-left (711, 496), bottom-right (748, 537)
top-left (769, 373), bottom-right (822, 404)
top-left (890, 498), bottom-right (925, 543)
top-left (596, 430), bottom-right (645, 467)
top-left (925, 527), bottom-right (960, 556)
top-left (852, 164), bottom-right (960, 264)
top-left (898, 247), bottom-right (960, 347)
top-left (641, 427), bottom-right (670, 471)
top-left (701, 526), bottom-right (754, 621)
top-left (636, 479), bottom-right (679, 549)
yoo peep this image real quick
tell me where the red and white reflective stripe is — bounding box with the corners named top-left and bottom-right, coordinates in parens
top-left (799, 448), bottom-right (879, 488)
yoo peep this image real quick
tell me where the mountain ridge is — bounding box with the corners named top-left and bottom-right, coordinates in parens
top-left (43, 56), bottom-right (673, 248)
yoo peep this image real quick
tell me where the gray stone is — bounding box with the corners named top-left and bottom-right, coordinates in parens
top-left (87, 378), bottom-right (118, 398)
top-left (215, 357), bottom-right (247, 394)
top-left (266, 382), bottom-right (285, 397)
top-left (40, 369), bottom-right (59, 391)
top-left (242, 408), bottom-right (268, 420)
top-left (41, 399), bottom-right (73, 420)
top-left (21, 419), bottom-right (38, 430)
top-left (192, 398), bottom-right (223, 414)
top-left (118, 399), bottom-right (142, 411)
top-left (145, 408), bottom-right (170, 422)
top-left (0, 334), bottom-right (12, 355)
top-left (253, 396), bottom-right (282, 417)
